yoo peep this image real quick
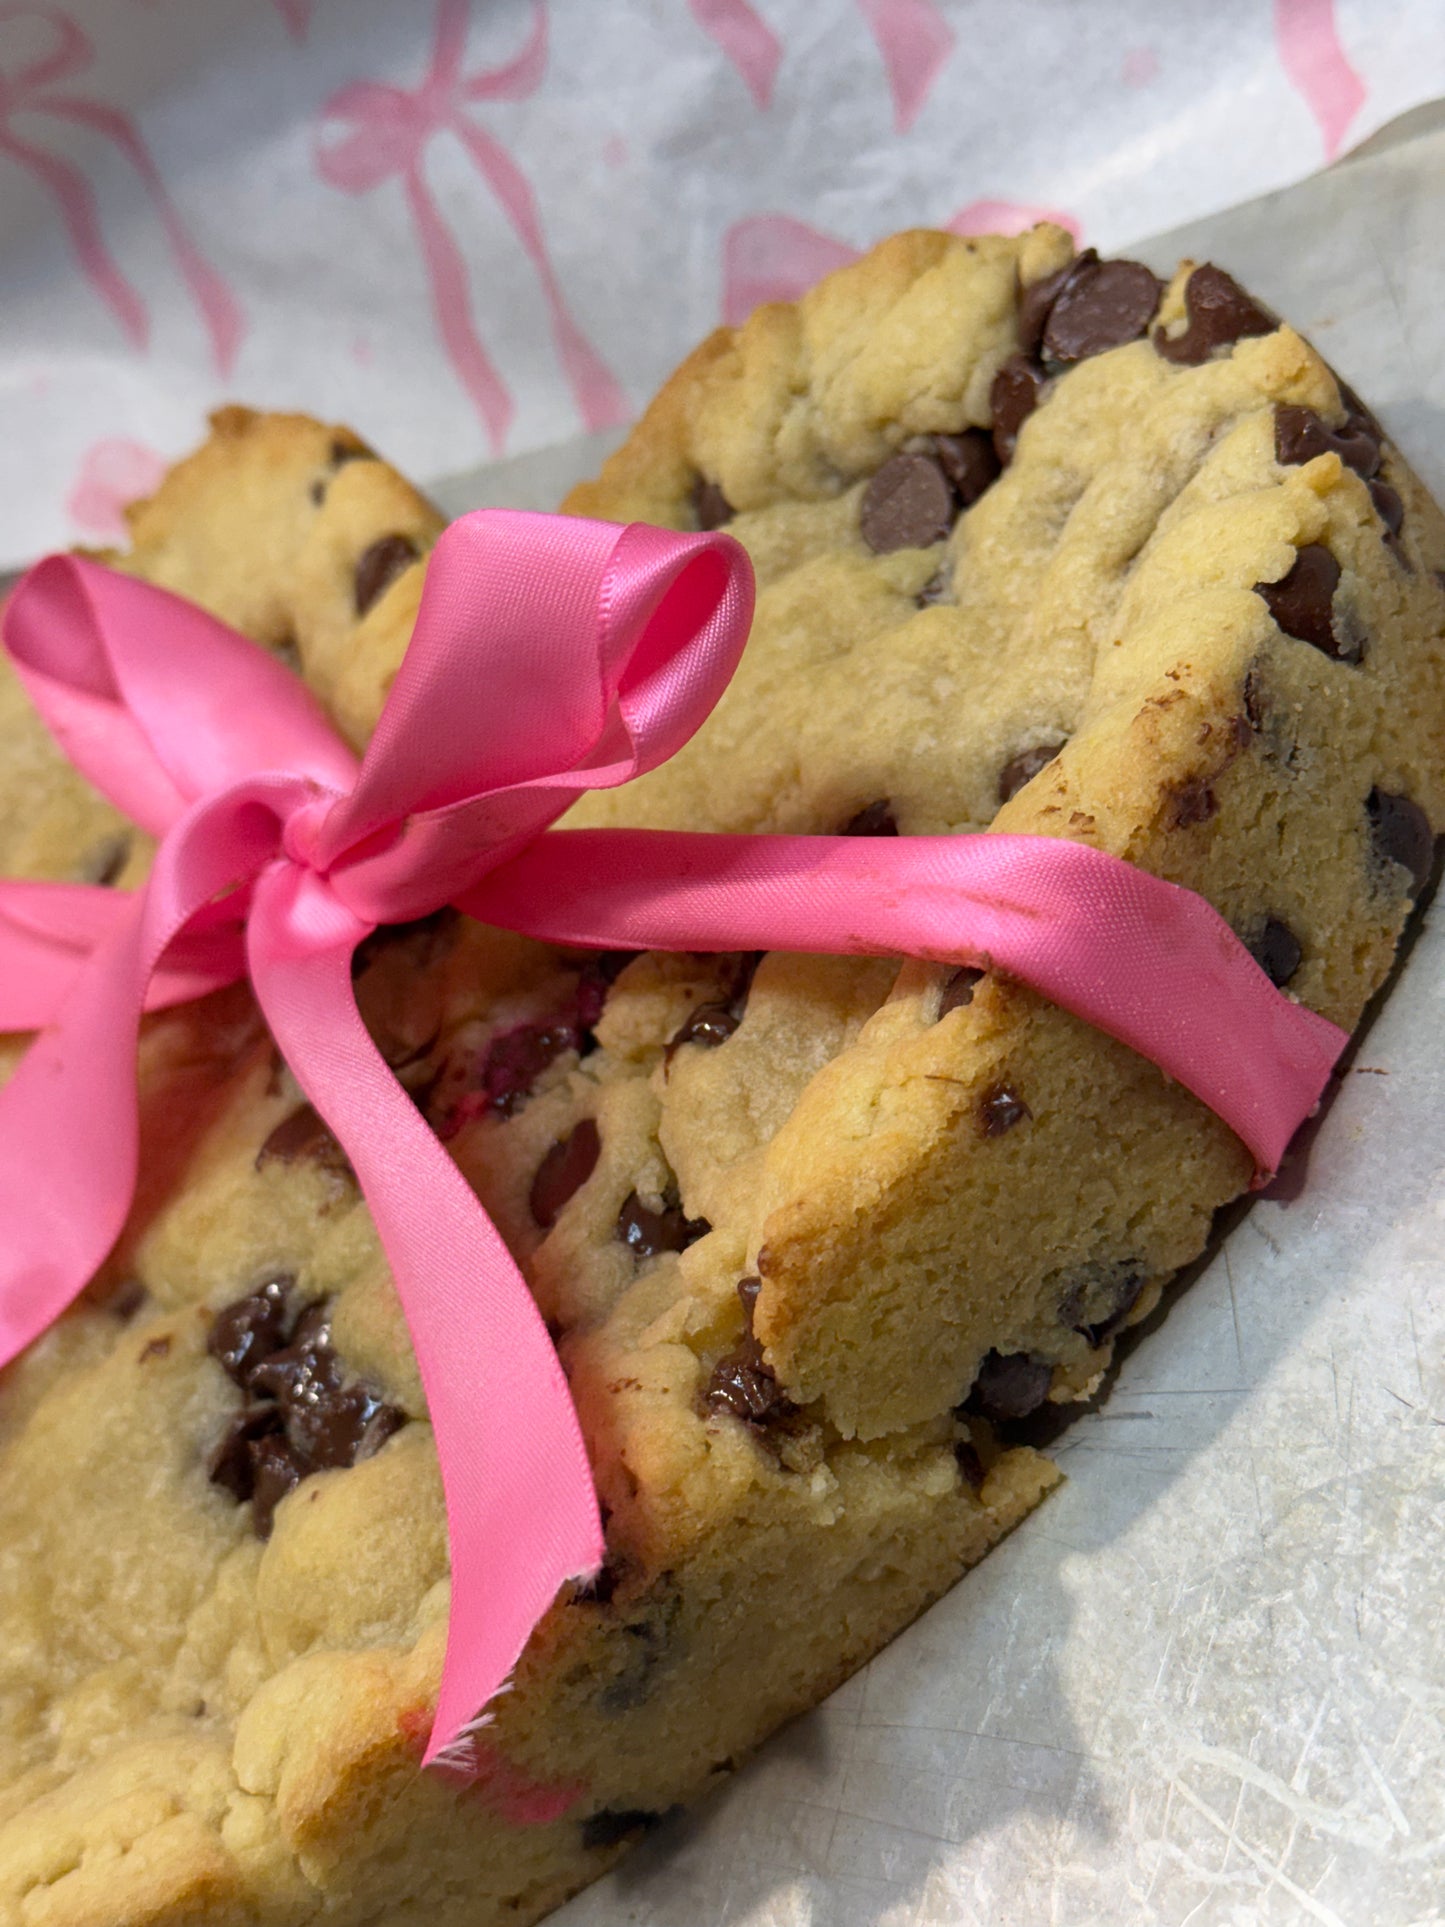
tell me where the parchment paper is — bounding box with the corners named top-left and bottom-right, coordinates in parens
top-left (436, 114), bottom-right (1444, 1927)
top-left (6, 0), bottom-right (1445, 571)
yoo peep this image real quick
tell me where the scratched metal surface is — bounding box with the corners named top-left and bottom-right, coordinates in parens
top-left (439, 122), bottom-right (1445, 1927)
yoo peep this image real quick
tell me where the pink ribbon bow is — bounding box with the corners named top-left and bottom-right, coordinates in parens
top-left (0, 511), bottom-right (1345, 1767)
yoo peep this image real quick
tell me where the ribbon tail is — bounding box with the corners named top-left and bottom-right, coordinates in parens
top-left (460, 828), bottom-right (1348, 1177)
top-left (247, 864), bottom-right (602, 1766)
top-left (0, 891), bottom-right (151, 1362)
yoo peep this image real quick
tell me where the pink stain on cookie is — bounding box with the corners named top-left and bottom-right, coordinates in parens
top-left (398, 1707), bottom-right (585, 1818)
top-left (721, 213), bottom-right (860, 324)
top-left (855, 0), bottom-right (953, 132)
top-left (1273, 0), bottom-right (1366, 161)
top-left (688, 0), bottom-right (781, 109)
top-left (0, 5), bottom-right (244, 373)
top-left (1121, 45), bottom-right (1159, 88)
top-left (947, 199), bottom-right (1082, 243)
top-left (65, 437), bottom-right (167, 541)
top-left (317, 0), bottom-right (627, 453)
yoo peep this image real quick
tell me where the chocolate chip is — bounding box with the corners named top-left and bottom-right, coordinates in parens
top-left (665, 954), bottom-right (761, 1061)
top-left (841, 799), bottom-right (898, 836)
top-left (1247, 916), bottom-right (1303, 988)
top-left (990, 354), bottom-right (1047, 465)
top-left (354, 533), bottom-right (420, 616)
top-left (581, 1808), bottom-right (676, 1851)
top-left (1153, 263), bottom-right (1275, 366)
top-left (572, 1559), bottom-right (624, 1606)
top-left (256, 1104), bottom-right (355, 1181)
top-left (1059, 1266), bottom-right (1147, 1348)
top-left (938, 966), bottom-right (984, 1017)
top-left (1018, 252), bottom-right (1091, 355)
top-left (79, 834), bottom-right (131, 886)
top-left (331, 438), bottom-right (374, 468)
top-left (1255, 546), bottom-right (1344, 658)
top-left (704, 1277), bottom-right (795, 1428)
top-left (860, 452), bottom-right (956, 554)
top-left (249, 1436), bottom-right (308, 1539)
top-left (980, 1084), bottom-right (1029, 1137)
top-left (997, 741), bottom-right (1062, 803)
top-left (207, 1276), bottom-right (292, 1388)
top-left (107, 1278), bottom-right (147, 1322)
top-left (292, 1381), bottom-right (405, 1470)
top-left (962, 1350), bottom-right (1053, 1421)
top-left (138, 1335), bottom-right (171, 1362)
top-left (931, 429), bottom-right (1000, 507)
top-left (1369, 478), bottom-right (1407, 562)
top-left (1169, 779), bottom-right (1219, 830)
top-left (1274, 403), bottom-right (1380, 480)
top-left (477, 1022), bottom-right (582, 1119)
top-left (1044, 259), bottom-right (1161, 363)
top-left (916, 566), bottom-right (952, 608)
top-left (530, 1119), bottom-right (601, 1230)
top-left (206, 1403), bottom-right (282, 1502)
top-left (617, 1190), bottom-right (710, 1259)
top-left (1367, 788), bottom-right (1435, 894)
top-left (692, 478), bottom-right (733, 530)
top-left (954, 1438), bottom-right (986, 1489)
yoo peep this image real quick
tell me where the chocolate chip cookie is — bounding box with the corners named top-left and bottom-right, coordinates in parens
top-left (4, 225), bottom-right (1445, 1927)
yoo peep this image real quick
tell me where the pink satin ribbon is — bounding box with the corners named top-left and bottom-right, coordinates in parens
top-left (0, 512), bottom-right (1346, 1767)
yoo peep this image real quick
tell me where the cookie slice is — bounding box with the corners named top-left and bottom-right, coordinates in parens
top-left (4, 224), bottom-right (1444, 1927)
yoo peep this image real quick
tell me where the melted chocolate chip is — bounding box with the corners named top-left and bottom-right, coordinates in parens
top-left (354, 533), bottom-right (420, 616)
top-left (705, 1276), bottom-right (795, 1427)
top-left (1370, 479), bottom-right (1407, 561)
top-left (249, 1436), bottom-right (309, 1539)
top-left (1247, 916), bottom-right (1303, 988)
top-left (530, 1118), bottom-right (601, 1229)
top-left (980, 1084), bottom-right (1030, 1137)
top-left (1274, 404), bottom-right (1380, 479)
top-left (954, 1438), bottom-right (986, 1489)
top-left (841, 799), bottom-right (898, 836)
top-left (1169, 779), bottom-right (1219, 830)
top-left (257, 1104), bottom-right (355, 1181)
top-left (479, 1023), bottom-right (582, 1118)
top-left (1018, 253), bottom-right (1091, 355)
top-left (207, 1276), bottom-right (292, 1388)
top-left (206, 1287), bottom-right (407, 1532)
top-left (1059, 1266), bottom-right (1147, 1348)
top-left (938, 965), bottom-right (984, 1017)
top-left (1043, 258), bottom-right (1161, 364)
top-left (931, 429), bottom-right (1000, 507)
top-left (963, 1350), bottom-right (1053, 1421)
top-left (692, 478), bottom-right (734, 530)
top-left (1154, 264), bottom-right (1275, 365)
top-left (581, 1808), bottom-right (676, 1851)
top-left (617, 1190), bottom-right (710, 1259)
top-left (108, 1278), bottom-right (147, 1322)
top-left (990, 354), bottom-right (1047, 465)
top-left (665, 954), bottom-right (761, 1060)
top-left (1368, 788), bottom-right (1435, 894)
top-left (206, 1403), bottom-right (282, 1501)
top-left (860, 452), bottom-right (956, 553)
top-left (1255, 546), bottom-right (1345, 658)
top-left (997, 741), bottom-right (1063, 803)
top-left (331, 438), bottom-right (374, 468)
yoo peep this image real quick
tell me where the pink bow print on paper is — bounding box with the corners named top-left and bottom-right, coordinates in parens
top-left (0, 6), bottom-right (243, 372)
top-left (317, 0), bottom-right (628, 456)
top-left (1274, 0), bottom-right (1366, 162)
top-left (692, 0), bottom-right (953, 130)
top-left (720, 201), bottom-right (1081, 325)
top-left (0, 514), bottom-right (1344, 1766)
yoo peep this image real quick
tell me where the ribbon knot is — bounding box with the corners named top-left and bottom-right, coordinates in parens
top-left (0, 508), bottom-right (1345, 1771)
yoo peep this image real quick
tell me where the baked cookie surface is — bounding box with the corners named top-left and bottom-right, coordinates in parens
top-left (3, 228), bottom-right (1444, 1927)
